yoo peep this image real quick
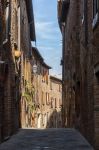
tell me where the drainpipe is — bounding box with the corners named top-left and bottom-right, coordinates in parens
top-left (84, 0), bottom-right (88, 46)
top-left (3, 0), bottom-right (10, 45)
top-left (18, 5), bottom-right (20, 50)
top-left (61, 23), bottom-right (65, 127)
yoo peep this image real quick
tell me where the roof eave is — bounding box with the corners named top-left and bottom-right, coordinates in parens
top-left (42, 62), bottom-right (52, 69)
top-left (25, 0), bottom-right (36, 41)
top-left (58, 0), bottom-right (70, 30)
top-left (32, 47), bottom-right (44, 61)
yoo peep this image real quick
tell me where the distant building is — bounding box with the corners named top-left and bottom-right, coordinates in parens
top-left (48, 76), bottom-right (62, 128)
top-left (31, 47), bottom-right (51, 128)
top-left (26, 47), bottom-right (62, 129)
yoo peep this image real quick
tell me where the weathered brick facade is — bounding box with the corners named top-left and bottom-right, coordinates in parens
top-left (0, 0), bottom-right (20, 142)
top-left (23, 47), bottom-right (62, 129)
top-left (48, 76), bottom-right (62, 128)
top-left (18, 0), bottom-right (36, 128)
top-left (0, 0), bottom-right (36, 143)
top-left (58, 0), bottom-right (99, 149)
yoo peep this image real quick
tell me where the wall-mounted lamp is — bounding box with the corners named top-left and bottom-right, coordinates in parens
top-left (14, 43), bottom-right (21, 58)
top-left (33, 64), bottom-right (37, 74)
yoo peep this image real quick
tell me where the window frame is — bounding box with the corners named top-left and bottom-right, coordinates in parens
top-left (92, 0), bottom-right (99, 28)
top-left (93, 0), bottom-right (99, 18)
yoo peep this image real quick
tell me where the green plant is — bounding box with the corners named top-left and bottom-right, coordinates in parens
top-left (22, 80), bottom-right (36, 113)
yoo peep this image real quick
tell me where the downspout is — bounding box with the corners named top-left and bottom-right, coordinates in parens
top-left (18, 4), bottom-right (20, 51)
top-left (61, 23), bottom-right (65, 127)
top-left (84, 0), bottom-right (88, 46)
top-left (3, 0), bottom-right (10, 45)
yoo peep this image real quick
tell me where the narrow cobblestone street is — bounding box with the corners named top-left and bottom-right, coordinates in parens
top-left (0, 128), bottom-right (94, 150)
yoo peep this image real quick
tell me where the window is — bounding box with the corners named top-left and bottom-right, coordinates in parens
top-left (50, 81), bottom-right (52, 90)
top-left (0, 0), bottom-right (6, 41)
top-left (48, 93), bottom-right (49, 104)
top-left (93, 0), bottom-right (99, 18)
top-left (0, 1), bottom-right (3, 36)
top-left (42, 91), bottom-right (44, 105)
top-left (51, 98), bottom-right (53, 108)
top-left (46, 93), bottom-right (49, 105)
top-left (59, 84), bottom-right (61, 92)
top-left (93, 0), bottom-right (99, 28)
top-left (81, 0), bottom-right (85, 24)
top-left (59, 99), bottom-right (62, 108)
top-left (42, 68), bottom-right (46, 82)
top-left (46, 92), bottom-right (47, 104)
top-left (46, 71), bottom-right (48, 84)
top-left (55, 98), bottom-right (57, 108)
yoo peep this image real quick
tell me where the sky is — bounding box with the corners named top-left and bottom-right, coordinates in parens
top-left (32, 0), bottom-right (62, 78)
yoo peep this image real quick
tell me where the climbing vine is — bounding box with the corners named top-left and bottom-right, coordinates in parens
top-left (22, 80), bottom-right (36, 113)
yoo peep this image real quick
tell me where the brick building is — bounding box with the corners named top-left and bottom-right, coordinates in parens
top-left (23, 47), bottom-right (62, 129)
top-left (19, 0), bottom-right (36, 128)
top-left (31, 47), bottom-right (51, 128)
top-left (37, 73), bottom-right (62, 129)
top-left (58, 0), bottom-right (99, 149)
top-left (0, 0), bottom-right (20, 142)
top-left (48, 76), bottom-right (62, 128)
top-left (0, 0), bottom-right (36, 142)
top-left (33, 48), bottom-right (62, 129)
top-left (58, 0), bottom-right (80, 128)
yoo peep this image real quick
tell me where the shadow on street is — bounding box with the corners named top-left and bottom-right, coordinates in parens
top-left (0, 128), bottom-right (94, 150)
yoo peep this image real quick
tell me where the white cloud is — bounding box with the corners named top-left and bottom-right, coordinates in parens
top-left (33, 0), bottom-right (62, 76)
top-left (35, 21), bottom-right (59, 40)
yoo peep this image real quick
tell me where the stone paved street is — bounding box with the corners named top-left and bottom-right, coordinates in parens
top-left (0, 128), bottom-right (94, 150)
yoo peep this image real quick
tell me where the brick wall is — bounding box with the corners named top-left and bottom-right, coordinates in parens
top-left (62, 0), bottom-right (81, 128)
top-left (58, 0), bottom-right (99, 148)
top-left (0, 0), bottom-right (20, 142)
top-left (19, 0), bottom-right (34, 128)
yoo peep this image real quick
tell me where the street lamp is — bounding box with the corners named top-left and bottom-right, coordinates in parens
top-left (33, 64), bottom-right (37, 74)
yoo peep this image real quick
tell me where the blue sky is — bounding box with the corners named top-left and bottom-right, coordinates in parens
top-left (32, 0), bottom-right (62, 78)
